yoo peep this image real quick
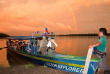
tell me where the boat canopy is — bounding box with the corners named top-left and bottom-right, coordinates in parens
top-left (7, 36), bottom-right (42, 40)
top-left (6, 36), bottom-right (54, 40)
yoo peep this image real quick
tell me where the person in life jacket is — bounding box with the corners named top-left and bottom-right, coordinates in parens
top-left (89, 28), bottom-right (109, 74)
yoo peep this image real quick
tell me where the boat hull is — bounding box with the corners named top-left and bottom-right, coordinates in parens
top-left (7, 48), bottom-right (100, 74)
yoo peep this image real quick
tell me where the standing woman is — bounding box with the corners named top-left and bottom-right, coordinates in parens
top-left (89, 28), bottom-right (109, 74)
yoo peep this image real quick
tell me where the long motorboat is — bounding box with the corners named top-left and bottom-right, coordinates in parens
top-left (6, 36), bottom-right (101, 74)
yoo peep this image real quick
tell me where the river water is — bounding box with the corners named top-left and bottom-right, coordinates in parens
top-left (0, 36), bottom-right (110, 69)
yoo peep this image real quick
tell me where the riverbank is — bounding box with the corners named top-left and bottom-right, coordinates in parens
top-left (0, 64), bottom-right (74, 74)
top-left (0, 33), bottom-right (9, 38)
top-left (0, 64), bottom-right (105, 74)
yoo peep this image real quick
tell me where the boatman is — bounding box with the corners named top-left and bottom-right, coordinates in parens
top-left (89, 28), bottom-right (110, 74)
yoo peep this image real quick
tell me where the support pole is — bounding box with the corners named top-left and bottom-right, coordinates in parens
top-left (32, 32), bottom-right (35, 54)
top-left (83, 48), bottom-right (93, 74)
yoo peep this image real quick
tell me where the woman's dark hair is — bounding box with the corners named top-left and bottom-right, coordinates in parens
top-left (99, 28), bottom-right (107, 35)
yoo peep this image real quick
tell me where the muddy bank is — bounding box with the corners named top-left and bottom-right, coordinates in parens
top-left (2, 49), bottom-right (74, 74)
top-left (0, 65), bottom-right (105, 74)
top-left (0, 64), bottom-right (75, 74)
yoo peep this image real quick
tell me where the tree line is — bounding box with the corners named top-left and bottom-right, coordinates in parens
top-left (0, 33), bottom-right (10, 38)
top-left (56, 33), bottom-right (110, 36)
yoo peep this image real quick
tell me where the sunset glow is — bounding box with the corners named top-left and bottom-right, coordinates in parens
top-left (0, 0), bottom-right (110, 36)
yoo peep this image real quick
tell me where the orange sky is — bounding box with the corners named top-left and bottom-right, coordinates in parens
top-left (0, 0), bottom-right (110, 36)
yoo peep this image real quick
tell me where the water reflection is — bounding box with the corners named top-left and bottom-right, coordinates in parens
top-left (55, 36), bottom-right (99, 56)
top-left (7, 48), bottom-right (37, 66)
top-left (0, 48), bottom-right (9, 67)
top-left (55, 36), bottom-right (78, 55)
top-left (0, 36), bottom-right (110, 69)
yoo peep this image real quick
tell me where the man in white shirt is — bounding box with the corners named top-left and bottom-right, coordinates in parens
top-left (46, 38), bottom-right (58, 56)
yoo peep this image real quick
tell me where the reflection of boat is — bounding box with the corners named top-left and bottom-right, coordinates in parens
top-left (7, 48), bottom-right (37, 66)
top-left (7, 36), bottom-right (101, 74)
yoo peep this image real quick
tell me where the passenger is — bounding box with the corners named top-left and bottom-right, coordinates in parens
top-left (6, 40), bottom-right (9, 47)
top-left (25, 42), bottom-right (28, 51)
top-left (23, 41), bottom-right (27, 48)
top-left (18, 42), bottom-right (21, 50)
top-left (30, 38), bottom-right (34, 46)
top-left (27, 42), bottom-right (31, 53)
top-left (31, 38), bottom-right (38, 46)
top-left (10, 41), bottom-right (14, 49)
top-left (7, 40), bottom-right (10, 48)
top-left (9, 41), bottom-right (12, 48)
top-left (21, 41), bottom-right (25, 51)
top-left (46, 38), bottom-right (58, 56)
top-left (39, 36), bottom-right (47, 55)
top-left (35, 39), bottom-right (38, 46)
top-left (16, 41), bottom-right (19, 50)
top-left (13, 41), bottom-right (17, 50)
top-left (25, 42), bottom-right (31, 53)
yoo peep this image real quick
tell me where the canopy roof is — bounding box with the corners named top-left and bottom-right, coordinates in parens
top-left (7, 36), bottom-right (42, 40)
top-left (7, 36), bottom-right (54, 40)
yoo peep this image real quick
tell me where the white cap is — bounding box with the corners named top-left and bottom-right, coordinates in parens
top-left (42, 36), bottom-right (46, 39)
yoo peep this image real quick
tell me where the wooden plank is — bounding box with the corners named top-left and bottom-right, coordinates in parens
top-left (83, 48), bottom-right (93, 74)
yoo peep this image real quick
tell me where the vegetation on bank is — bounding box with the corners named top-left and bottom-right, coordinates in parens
top-left (0, 33), bottom-right (10, 38)
top-left (0, 33), bottom-right (110, 37)
top-left (56, 33), bottom-right (110, 36)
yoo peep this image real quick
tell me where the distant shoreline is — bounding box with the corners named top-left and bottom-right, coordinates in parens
top-left (0, 33), bottom-right (10, 38)
top-left (50, 33), bottom-right (110, 36)
top-left (0, 33), bottom-right (109, 37)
